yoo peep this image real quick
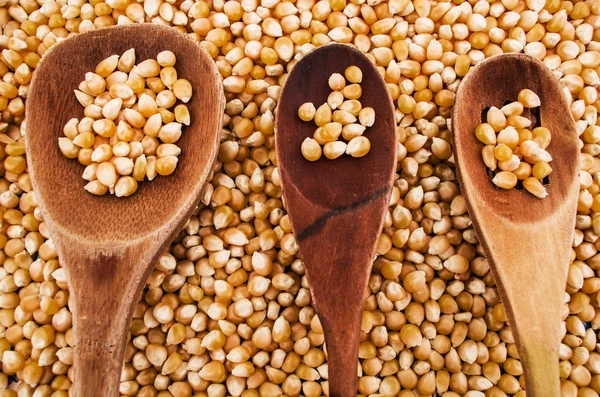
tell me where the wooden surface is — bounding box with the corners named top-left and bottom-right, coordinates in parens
top-left (452, 53), bottom-right (579, 397)
top-left (276, 44), bottom-right (397, 397)
top-left (25, 24), bottom-right (224, 397)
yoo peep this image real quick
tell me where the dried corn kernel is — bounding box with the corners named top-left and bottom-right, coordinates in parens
top-left (477, 89), bottom-right (552, 198)
top-left (301, 138), bottom-right (322, 161)
top-left (298, 102), bottom-right (316, 121)
top-left (523, 177), bottom-right (548, 198)
top-left (475, 123), bottom-right (496, 145)
top-left (58, 49), bottom-right (190, 196)
top-left (323, 141), bottom-right (347, 160)
top-left (518, 89), bottom-right (541, 108)
top-left (346, 136), bottom-right (371, 158)
top-left (328, 73), bottom-right (346, 91)
top-left (297, 66), bottom-right (374, 160)
top-left (492, 171), bottom-right (518, 189)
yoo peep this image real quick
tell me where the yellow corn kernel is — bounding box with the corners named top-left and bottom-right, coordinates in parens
top-left (133, 154), bottom-right (147, 181)
top-left (513, 162), bottom-right (532, 180)
top-left (313, 128), bottom-right (327, 145)
top-left (321, 122), bottom-right (343, 141)
top-left (301, 138), bottom-right (322, 161)
top-left (494, 143), bottom-right (512, 162)
top-left (518, 88), bottom-right (541, 108)
top-left (314, 103), bottom-right (332, 127)
top-left (155, 156), bottom-right (179, 176)
top-left (523, 177), bottom-right (548, 198)
top-left (160, 66), bottom-right (177, 87)
top-left (174, 105), bottom-right (190, 126)
top-left (323, 141), bottom-right (347, 160)
top-left (498, 154), bottom-right (520, 172)
top-left (346, 136), bottom-right (371, 158)
top-left (517, 128), bottom-right (533, 144)
top-left (72, 132), bottom-right (95, 149)
top-left (532, 126), bottom-right (551, 149)
top-left (342, 123), bottom-right (366, 141)
top-left (58, 138), bottom-right (79, 159)
top-left (84, 180), bottom-right (108, 195)
top-left (492, 171), bottom-right (518, 189)
top-left (519, 139), bottom-right (541, 158)
top-left (158, 122), bottom-right (183, 144)
top-left (328, 73), bottom-right (346, 91)
top-left (135, 59), bottom-right (161, 78)
top-left (482, 145), bottom-right (497, 171)
top-left (74, 90), bottom-right (94, 107)
top-left (342, 84), bottom-right (362, 100)
top-left (172, 79), bottom-right (193, 103)
top-left (157, 50), bottom-right (176, 67)
top-left (358, 107), bottom-right (375, 127)
top-left (345, 65), bottom-right (363, 83)
top-left (95, 54), bottom-right (119, 77)
top-left (114, 176), bottom-right (138, 197)
top-left (475, 123), bottom-right (496, 145)
top-left (487, 106), bottom-right (506, 131)
top-left (501, 101), bottom-right (524, 116)
top-left (332, 110), bottom-right (357, 125)
top-left (505, 114), bottom-right (531, 129)
top-left (298, 102), bottom-right (316, 122)
top-left (117, 48), bottom-right (136, 73)
top-left (327, 91), bottom-right (344, 110)
top-left (497, 126), bottom-right (519, 149)
top-left (339, 100), bottom-right (362, 116)
top-left (532, 161), bottom-right (552, 180)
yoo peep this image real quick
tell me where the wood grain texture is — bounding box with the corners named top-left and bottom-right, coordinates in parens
top-left (25, 24), bottom-right (224, 397)
top-left (452, 53), bottom-right (579, 397)
top-left (276, 44), bottom-right (397, 397)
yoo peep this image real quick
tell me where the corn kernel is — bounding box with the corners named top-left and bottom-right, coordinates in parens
top-left (301, 138), bottom-right (322, 161)
top-left (523, 177), bottom-right (548, 198)
top-left (492, 171), bottom-right (518, 189)
top-left (346, 136), bottom-right (371, 158)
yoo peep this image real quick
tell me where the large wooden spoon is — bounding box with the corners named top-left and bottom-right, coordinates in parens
top-left (452, 53), bottom-right (579, 396)
top-left (276, 44), bottom-right (397, 396)
top-left (25, 25), bottom-right (223, 396)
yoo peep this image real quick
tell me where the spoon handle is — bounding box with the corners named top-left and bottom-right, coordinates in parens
top-left (293, 196), bottom-right (391, 397)
top-left (320, 308), bottom-right (362, 397)
top-left (477, 220), bottom-right (572, 397)
top-left (71, 289), bottom-right (131, 397)
top-left (500, 278), bottom-right (562, 396)
top-left (58, 236), bottom-right (153, 397)
top-left (517, 335), bottom-right (561, 396)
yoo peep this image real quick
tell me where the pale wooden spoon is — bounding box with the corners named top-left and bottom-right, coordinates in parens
top-left (25, 25), bottom-right (223, 396)
top-left (452, 53), bottom-right (579, 396)
top-left (276, 44), bottom-right (397, 396)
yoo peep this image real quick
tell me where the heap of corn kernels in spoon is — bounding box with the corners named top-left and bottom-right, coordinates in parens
top-left (475, 89), bottom-right (553, 198)
top-left (298, 65), bottom-right (375, 161)
top-left (57, 49), bottom-right (192, 197)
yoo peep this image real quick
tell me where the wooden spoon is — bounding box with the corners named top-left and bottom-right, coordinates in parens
top-left (452, 53), bottom-right (579, 396)
top-left (276, 44), bottom-right (397, 397)
top-left (25, 24), bottom-right (223, 397)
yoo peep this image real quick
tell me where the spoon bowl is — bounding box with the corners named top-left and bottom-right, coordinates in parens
top-left (452, 53), bottom-right (579, 396)
top-left (26, 24), bottom-right (223, 396)
top-left (276, 43), bottom-right (397, 396)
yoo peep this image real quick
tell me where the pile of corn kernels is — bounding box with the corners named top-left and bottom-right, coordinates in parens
top-left (0, 0), bottom-right (599, 395)
top-left (299, 66), bottom-right (375, 161)
top-left (58, 49), bottom-right (193, 197)
top-left (476, 89), bottom-right (555, 198)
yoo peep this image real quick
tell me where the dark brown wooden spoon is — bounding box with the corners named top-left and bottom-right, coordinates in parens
top-left (276, 44), bottom-right (397, 396)
top-left (25, 24), bottom-right (223, 396)
top-left (452, 53), bottom-right (579, 396)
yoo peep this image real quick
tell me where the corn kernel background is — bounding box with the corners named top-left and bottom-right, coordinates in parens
top-left (0, 0), bottom-right (598, 394)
